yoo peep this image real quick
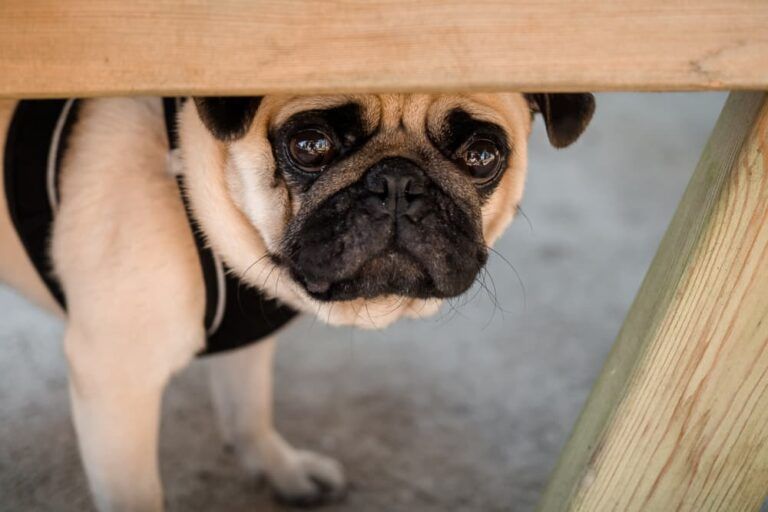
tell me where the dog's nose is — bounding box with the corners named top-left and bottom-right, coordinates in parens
top-left (364, 157), bottom-right (427, 219)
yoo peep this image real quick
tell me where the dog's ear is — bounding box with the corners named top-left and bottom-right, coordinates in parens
top-left (193, 97), bottom-right (263, 141)
top-left (525, 93), bottom-right (595, 148)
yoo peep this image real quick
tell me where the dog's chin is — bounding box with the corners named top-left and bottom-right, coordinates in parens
top-left (292, 249), bottom-right (454, 303)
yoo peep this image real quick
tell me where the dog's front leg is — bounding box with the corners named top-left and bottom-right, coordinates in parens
top-left (65, 322), bottom-right (191, 512)
top-left (207, 337), bottom-right (346, 506)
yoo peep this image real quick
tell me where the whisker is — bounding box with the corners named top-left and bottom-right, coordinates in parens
top-left (261, 263), bottom-right (279, 294)
top-left (473, 268), bottom-right (500, 317)
top-left (481, 266), bottom-right (502, 312)
top-left (414, 299), bottom-right (431, 315)
top-left (479, 268), bottom-right (502, 329)
top-left (395, 296), bottom-right (409, 315)
top-left (238, 254), bottom-right (272, 314)
top-left (274, 265), bottom-right (283, 298)
top-left (516, 204), bottom-right (534, 232)
top-left (241, 253), bottom-right (271, 282)
top-left (382, 295), bottom-right (408, 316)
top-left (256, 263), bottom-right (278, 322)
top-left (440, 296), bottom-right (467, 324)
top-left (353, 301), bottom-right (365, 321)
top-left (485, 245), bottom-right (526, 311)
top-left (363, 302), bottom-right (377, 327)
top-left (308, 299), bottom-right (323, 330)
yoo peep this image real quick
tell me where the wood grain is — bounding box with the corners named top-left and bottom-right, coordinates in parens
top-left (0, 1), bottom-right (767, 98)
top-left (538, 91), bottom-right (768, 511)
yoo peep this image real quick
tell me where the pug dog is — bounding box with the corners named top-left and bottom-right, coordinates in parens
top-left (0, 92), bottom-right (594, 511)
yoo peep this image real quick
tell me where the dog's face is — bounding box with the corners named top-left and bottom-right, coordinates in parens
top-left (188, 93), bottom-right (594, 326)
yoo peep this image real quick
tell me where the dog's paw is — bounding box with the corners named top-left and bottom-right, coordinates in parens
top-left (267, 449), bottom-right (346, 507)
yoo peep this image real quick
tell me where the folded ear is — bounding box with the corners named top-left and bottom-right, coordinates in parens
top-left (193, 97), bottom-right (263, 141)
top-left (525, 93), bottom-right (595, 148)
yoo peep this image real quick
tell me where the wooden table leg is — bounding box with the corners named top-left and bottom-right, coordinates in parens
top-left (538, 91), bottom-right (768, 512)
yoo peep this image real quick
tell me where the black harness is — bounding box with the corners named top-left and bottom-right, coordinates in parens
top-left (3, 99), bottom-right (297, 355)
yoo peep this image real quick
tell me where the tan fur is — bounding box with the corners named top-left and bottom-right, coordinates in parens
top-left (0, 94), bottom-right (532, 511)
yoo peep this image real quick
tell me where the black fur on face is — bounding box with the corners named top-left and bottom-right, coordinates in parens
top-left (273, 103), bottom-right (510, 302)
top-left (282, 156), bottom-right (488, 300)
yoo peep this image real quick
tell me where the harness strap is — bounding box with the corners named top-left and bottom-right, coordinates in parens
top-left (4, 100), bottom-right (76, 308)
top-left (4, 98), bottom-right (298, 355)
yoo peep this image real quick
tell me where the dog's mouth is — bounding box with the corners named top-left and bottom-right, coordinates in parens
top-left (289, 248), bottom-right (441, 302)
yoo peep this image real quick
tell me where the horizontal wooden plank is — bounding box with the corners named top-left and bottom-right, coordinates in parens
top-left (538, 91), bottom-right (768, 511)
top-left (1, 0), bottom-right (767, 98)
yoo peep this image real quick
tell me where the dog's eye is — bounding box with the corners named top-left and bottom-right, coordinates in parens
top-left (288, 129), bottom-right (337, 171)
top-left (457, 138), bottom-right (502, 183)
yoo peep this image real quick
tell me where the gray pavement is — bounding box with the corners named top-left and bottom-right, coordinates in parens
top-left (0, 93), bottom-right (728, 511)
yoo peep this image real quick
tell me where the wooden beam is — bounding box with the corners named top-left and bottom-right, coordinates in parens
top-left (538, 91), bottom-right (768, 511)
top-left (1, 1), bottom-right (767, 98)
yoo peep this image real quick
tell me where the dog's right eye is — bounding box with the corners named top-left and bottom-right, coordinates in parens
top-left (288, 129), bottom-right (337, 172)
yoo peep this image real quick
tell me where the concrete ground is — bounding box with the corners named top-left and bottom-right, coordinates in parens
top-left (0, 93), bottom-right (728, 511)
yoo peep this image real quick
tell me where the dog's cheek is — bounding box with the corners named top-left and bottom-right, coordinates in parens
top-left (227, 144), bottom-right (291, 253)
top-left (481, 141), bottom-right (528, 246)
top-left (480, 177), bottom-right (515, 246)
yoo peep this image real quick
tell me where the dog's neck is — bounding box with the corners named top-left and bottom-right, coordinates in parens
top-left (176, 101), bottom-right (307, 309)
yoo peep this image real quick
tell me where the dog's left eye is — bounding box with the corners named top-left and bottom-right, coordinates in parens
top-left (456, 138), bottom-right (503, 184)
top-left (288, 129), bottom-right (337, 172)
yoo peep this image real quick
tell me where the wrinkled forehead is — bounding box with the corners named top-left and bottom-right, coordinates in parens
top-left (264, 93), bottom-right (523, 137)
